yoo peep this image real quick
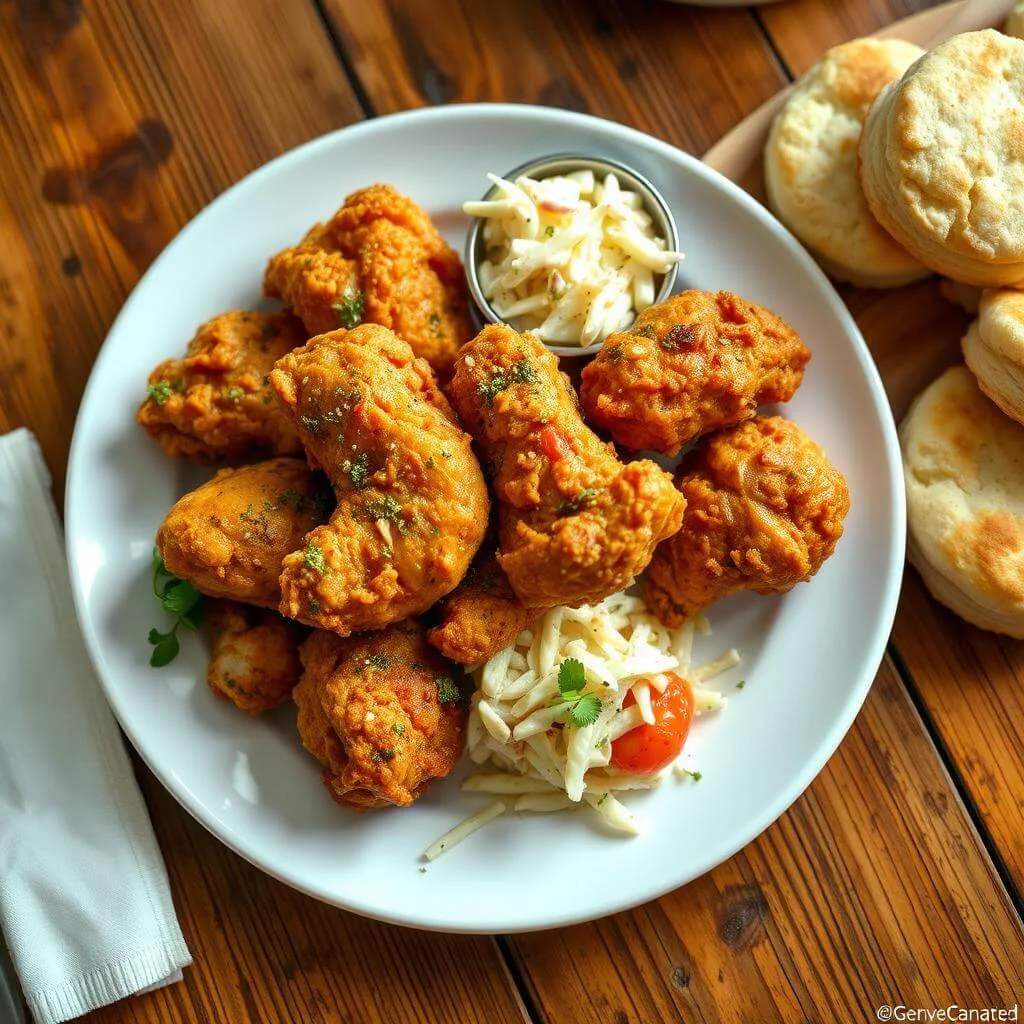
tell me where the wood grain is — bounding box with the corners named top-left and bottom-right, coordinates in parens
top-left (85, 772), bottom-right (529, 1024)
top-left (510, 660), bottom-right (1024, 1022)
top-left (322, 0), bottom-right (788, 154)
top-left (759, 0), bottom-right (948, 74)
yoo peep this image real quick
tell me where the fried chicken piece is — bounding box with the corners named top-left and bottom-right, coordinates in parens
top-left (294, 620), bottom-right (466, 809)
top-left (580, 290), bottom-right (811, 456)
top-left (646, 416), bottom-right (850, 624)
top-left (264, 184), bottom-right (471, 375)
top-left (157, 458), bottom-right (333, 607)
top-left (427, 540), bottom-right (540, 665)
top-left (138, 310), bottom-right (306, 462)
top-left (270, 325), bottom-right (489, 635)
top-left (205, 600), bottom-right (303, 713)
top-left (448, 325), bottom-right (685, 608)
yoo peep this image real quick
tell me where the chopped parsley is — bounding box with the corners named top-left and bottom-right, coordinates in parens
top-left (333, 289), bottom-right (364, 329)
top-left (146, 379), bottom-right (182, 406)
top-left (367, 654), bottom-right (393, 670)
top-left (736, 679), bottom-right (746, 690)
top-left (371, 748), bottom-right (395, 764)
top-left (559, 487), bottom-right (600, 516)
top-left (300, 414), bottom-right (321, 433)
top-left (633, 323), bottom-right (656, 340)
top-left (226, 386), bottom-right (244, 403)
top-left (303, 544), bottom-right (329, 574)
top-left (307, 597), bottom-right (321, 615)
top-left (607, 344), bottom-right (624, 364)
top-left (349, 452), bottom-right (371, 489)
top-left (436, 676), bottom-right (461, 704)
top-left (278, 489), bottom-right (303, 509)
top-left (391, 722), bottom-right (406, 736)
top-left (682, 769), bottom-right (703, 782)
top-left (557, 658), bottom-right (602, 728)
top-left (476, 357), bottom-right (538, 405)
top-left (148, 548), bottom-right (203, 667)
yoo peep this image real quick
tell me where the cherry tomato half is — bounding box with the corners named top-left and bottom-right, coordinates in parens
top-left (610, 674), bottom-right (694, 776)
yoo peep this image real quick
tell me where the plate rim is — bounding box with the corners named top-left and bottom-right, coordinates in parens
top-left (65, 102), bottom-right (907, 933)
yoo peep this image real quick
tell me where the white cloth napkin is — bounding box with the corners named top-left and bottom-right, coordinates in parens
top-left (0, 429), bottom-right (191, 1023)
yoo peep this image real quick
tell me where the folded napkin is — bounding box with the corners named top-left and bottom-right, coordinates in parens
top-left (0, 429), bottom-right (191, 1024)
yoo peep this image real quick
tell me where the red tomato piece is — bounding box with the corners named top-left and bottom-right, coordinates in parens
top-left (538, 424), bottom-right (571, 463)
top-left (610, 674), bottom-right (694, 776)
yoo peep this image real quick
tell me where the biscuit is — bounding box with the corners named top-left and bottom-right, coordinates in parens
top-left (900, 365), bottom-right (1024, 637)
top-left (766, 38), bottom-right (927, 288)
top-left (860, 30), bottom-right (1024, 287)
top-left (1005, 1), bottom-right (1024, 39)
top-left (962, 288), bottom-right (1024, 426)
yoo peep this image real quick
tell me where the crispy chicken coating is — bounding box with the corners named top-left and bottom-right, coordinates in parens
top-left (270, 325), bottom-right (489, 635)
top-left (263, 184), bottom-right (471, 375)
top-left (157, 458), bottom-right (333, 607)
top-left (427, 540), bottom-right (540, 665)
top-left (294, 620), bottom-right (466, 809)
top-left (138, 310), bottom-right (306, 462)
top-left (646, 416), bottom-right (850, 624)
top-left (448, 325), bottom-right (685, 608)
top-left (580, 290), bottom-right (811, 456)
top-left (205, 600), bottom-right (303, 714)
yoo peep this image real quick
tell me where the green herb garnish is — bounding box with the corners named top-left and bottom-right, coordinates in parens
top-left (226, 386), bottom-right (244, 403)
top-left (333, 289), bottom-right (364, 329)
top-left (476, 358), bottom-right (537, 405)
top-left (391, 722), bottom-right (406, 736)
top-left (148, 548), bottom-right (203, 667)
top-left (559, 487), bottom-right (599, 516)
top-left (303, 544), bottom-right (329, 574)
top-left (736, 679), bottom-right (746, 690)
top-left (146, 379), bottom-right (182, 406)
top-left (682, 769), bottom-right (703, 782)
top-left (557, 658), bottom-right (602, 727)
top-left (367, 654), bottom-right (392, 670)
top-left (307, 597), bottom-right (321, 616)
top-left (371, 748), bottom-right (395, 764)
top-left (364, 495), bottom-right (407, 533)
top-left (436, 676), bottom-right (461, 704)
top-left (278, 489), bottom-right (303, 509)
top-left (349, 452), bottom-right (371, 489)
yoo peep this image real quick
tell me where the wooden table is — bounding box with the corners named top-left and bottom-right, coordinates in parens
top-left (2, 1), bottom-right (1023, 1020)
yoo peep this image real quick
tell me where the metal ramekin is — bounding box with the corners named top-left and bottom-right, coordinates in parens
top-left (463, 153), bottom-right (680, 358)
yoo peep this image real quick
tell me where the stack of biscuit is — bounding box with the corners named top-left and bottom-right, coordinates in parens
top-left (763, 25), bottom-right (1024, 637)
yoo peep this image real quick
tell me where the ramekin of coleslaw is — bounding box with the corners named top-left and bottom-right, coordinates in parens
top-left (424, 591), bottom-right (736, 861)
top-left (463, 154), bottom-right (683, 356)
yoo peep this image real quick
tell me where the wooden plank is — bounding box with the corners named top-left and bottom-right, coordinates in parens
top-left (0, 4), bottom-right (528, 1022)
top-left (321, 0), bottom-right (787, 153)
top-left (893, 574), bottom-right (1024, 891)
top-left (759, 0), bottom-right (948, 75)
top-left (85, 772), bottom-right (529, 1024)
top-left (509, 660), bottom-right (1024, 1023)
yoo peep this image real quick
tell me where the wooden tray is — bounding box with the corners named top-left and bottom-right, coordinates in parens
top-left (701, 0), bottom-right (1014, 417)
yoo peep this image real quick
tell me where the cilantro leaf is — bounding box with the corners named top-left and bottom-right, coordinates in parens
top-left (565, 693), bottom-right (602, 728)
top-left (557, 657), bottom-right (586, 700)
top-left (148, 629), bottom-right (180, 667)
top-left (148, 548), bottom-right (203, 668)
top-left (161, 578), bottom-right (202, 617)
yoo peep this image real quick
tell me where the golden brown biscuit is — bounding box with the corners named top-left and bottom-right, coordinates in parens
top-left (766, 38), bottom-right (927, 288)
top-left (901, 365), bottom-right (1024, 637)
top-left (962, 288), bottom-right (1024, 426)
top-left (860, 30), bottom-right (1024, 287)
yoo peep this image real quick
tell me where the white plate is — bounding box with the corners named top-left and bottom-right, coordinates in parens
top-left (66, 104), bottom-right (904, 933)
